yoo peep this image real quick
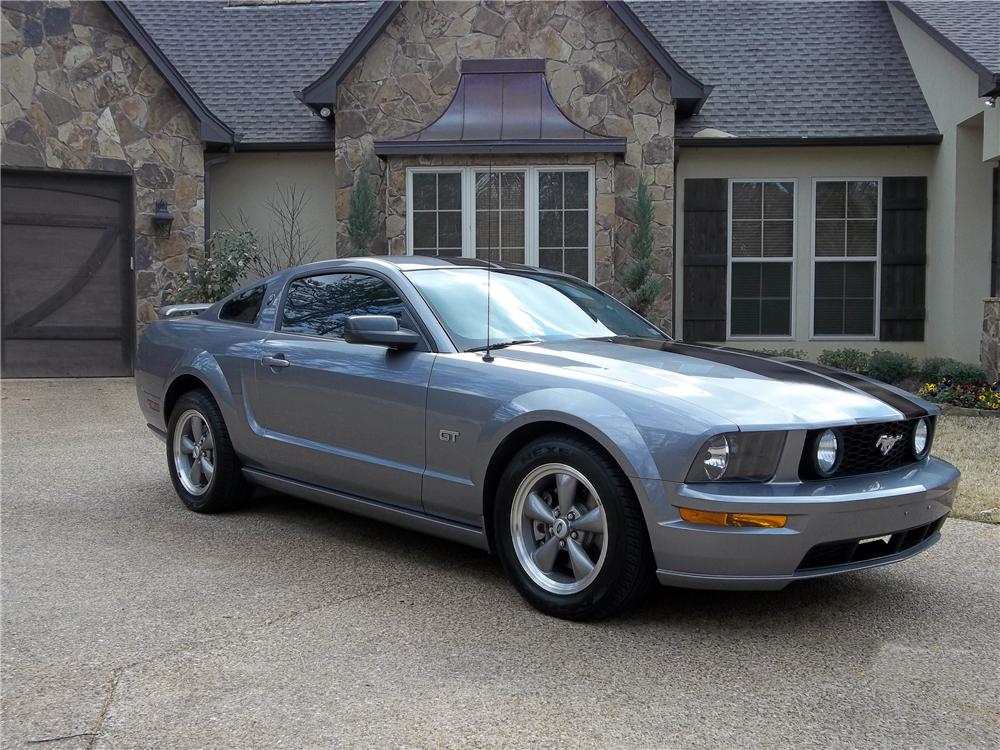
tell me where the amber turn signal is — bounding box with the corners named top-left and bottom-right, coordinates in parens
top-left (679, 508), bottom-right (787, 528)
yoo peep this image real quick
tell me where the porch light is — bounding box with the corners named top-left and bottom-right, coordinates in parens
top-left (152, 200), bottom-right (174, 239)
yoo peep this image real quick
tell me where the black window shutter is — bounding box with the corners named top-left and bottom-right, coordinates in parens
top-left (683, 179), bottom-right (728, 341)
top-left (880, 177), bottom-right (927, 341)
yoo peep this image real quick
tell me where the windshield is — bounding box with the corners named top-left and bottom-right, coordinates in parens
top-left (406, 268), bottom-right (666, 352)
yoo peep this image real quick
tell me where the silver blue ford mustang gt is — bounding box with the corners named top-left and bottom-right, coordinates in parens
top-left (137, 256), bottom-right (959, 620)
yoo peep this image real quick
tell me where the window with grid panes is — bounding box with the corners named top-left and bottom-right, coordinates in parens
top-left (475, 171), bottom-right (525, 264)
top-left (538, 170), bottom-right (590, 281)
top-left (729, 180), bottom-right (795, 337)
top-left (813, 180), bottom-right (879, 336)
top-left (410, 172), bottom-right (463, 257)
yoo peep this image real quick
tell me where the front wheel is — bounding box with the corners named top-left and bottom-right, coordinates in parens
top-left (493, 435), bottom-right (654, 620)
top-left (167, 389), bottom-right (251, 513)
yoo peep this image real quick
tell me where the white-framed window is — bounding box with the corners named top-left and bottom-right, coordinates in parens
top-left (727, 179), bottom-right (796, 339)
top-left (811, 178), bottom-right (880, 339)
top-left (406, 166), bottom-right (595, 282)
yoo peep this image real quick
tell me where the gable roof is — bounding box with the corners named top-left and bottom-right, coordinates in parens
top-left (104, 2), bottom-right (233, 143)
top-left (631, 0), bottom-right (941, 144)
top-left (893, 1), bottom-right (1000, 96)
top-left (125, 0), bottom-right (379, 146)
top-left (302, 1), bottom-right (709, 116)
top-left (124, 0), bottom-right (943, 147)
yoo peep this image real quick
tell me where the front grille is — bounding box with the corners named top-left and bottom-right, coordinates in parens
top-left (799, 417), bottom-right (933, 479)
top-left (796, 516), bottom-right (946, 571)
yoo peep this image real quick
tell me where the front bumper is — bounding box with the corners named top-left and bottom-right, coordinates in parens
top-left (640, 457), bottom-right (959, 591)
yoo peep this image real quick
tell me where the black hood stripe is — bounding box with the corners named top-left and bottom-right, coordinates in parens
top-left (787, 359), bottom-right (928, 420)
top-left (608, 338), bottom-right (927, 420)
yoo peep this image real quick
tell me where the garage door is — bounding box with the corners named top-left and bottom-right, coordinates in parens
top-left (1, 171), bottom-right (134, 377)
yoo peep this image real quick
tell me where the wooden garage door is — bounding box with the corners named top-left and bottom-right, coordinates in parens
top-left (1, 171), bottom-right (134, 377)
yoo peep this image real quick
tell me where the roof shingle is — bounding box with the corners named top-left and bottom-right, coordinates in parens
top-left (899, 1), bottom-right (1000, 81)
top-left (629, 0), bottom-right (940, 140)
top-left (125, 0), bottom-right (379, 145)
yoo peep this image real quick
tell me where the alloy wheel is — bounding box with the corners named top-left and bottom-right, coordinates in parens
top-left (173, 409), bottom-right (216, 496)
top-left (510, 463), bottom-right (609, 595)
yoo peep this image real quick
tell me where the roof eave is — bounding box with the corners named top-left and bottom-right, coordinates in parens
top-left (676, 134), bottom-right (944, 148)
top-left (301, 0), bottom-right (402, 109)
top-left (103, 1), bottom-right (234, 144)
top-left (374, 139), bottom-right (627, 156)
top-left (604, 0), bottom-right (708, 113)
top-left (889, 1), bottom-right (999, 97)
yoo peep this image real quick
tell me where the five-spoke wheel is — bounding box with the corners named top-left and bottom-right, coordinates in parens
top-left (167, 389), bottom-right (250, 513)
top-left (495, 435), bottom-right (654, 620)
top-left (511, 464), bottom-right (608, 595)
top-left (172, 409), bottom-right (216, 496)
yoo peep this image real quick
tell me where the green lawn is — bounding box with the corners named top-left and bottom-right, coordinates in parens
top-left (933, 415), bottom-right (1000, 523)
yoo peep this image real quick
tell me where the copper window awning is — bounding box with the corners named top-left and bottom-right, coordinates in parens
top-left (374, 59), bottom-right (626, 156)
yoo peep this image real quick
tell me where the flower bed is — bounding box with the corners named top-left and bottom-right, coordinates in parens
top-left (917, 379), bottom-right (1000, 412)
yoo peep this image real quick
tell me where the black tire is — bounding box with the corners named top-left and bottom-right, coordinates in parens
top-left (166, 389), bottom-right (252, 513)
top-left (493, 434), bottom-right (655, 620)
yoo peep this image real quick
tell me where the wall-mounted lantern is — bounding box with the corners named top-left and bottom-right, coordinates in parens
top-left (152, 200), bottom-right (174, 238)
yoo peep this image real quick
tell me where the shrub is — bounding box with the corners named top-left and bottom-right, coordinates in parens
top-left (620, 176), bottom-right (661, 317)
top-left (171, 229), bottom-right (261, 303)
top-left (751, 347), bottom-right (807, 360)
top-left (348, 168), bottom-right (377, 256)
top-left (817, 348), bottom-right (870, 373)
top-left (919, 357), bottom-right (988, 386)
top-left (865, 349), bottom-right (919, 384)
top-left (918, 378), bottom-right (1000, 410)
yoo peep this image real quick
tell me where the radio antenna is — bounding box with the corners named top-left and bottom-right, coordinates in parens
top-left (482, 156), bottom-right (495, 363)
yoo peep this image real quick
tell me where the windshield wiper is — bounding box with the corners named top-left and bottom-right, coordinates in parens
top-left (466, 339), bottom-right (541, 353)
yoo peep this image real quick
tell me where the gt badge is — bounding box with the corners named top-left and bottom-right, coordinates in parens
top-left (439, 429), bottom-right (460, 443)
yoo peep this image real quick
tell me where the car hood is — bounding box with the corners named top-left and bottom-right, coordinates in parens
top-left (496, 338), bottom-right (932, 429)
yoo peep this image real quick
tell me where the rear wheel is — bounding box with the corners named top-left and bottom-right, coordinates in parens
top-left (494, 435), bottom-right (654, 620)
top-left (167, 389), bottom-right (251, 513)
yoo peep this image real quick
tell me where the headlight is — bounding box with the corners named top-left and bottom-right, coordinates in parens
top-left (701, 435), bottom-right (730, 480)
top-left (813, 429), bottom-right (840, 477)
top-left (686, 432), bottom-right (786, 482)
top-left (912, 418), bottom-right (930, 458)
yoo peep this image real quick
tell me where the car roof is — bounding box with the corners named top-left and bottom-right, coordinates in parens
top-left (279, 255), bottom-right (576, 280)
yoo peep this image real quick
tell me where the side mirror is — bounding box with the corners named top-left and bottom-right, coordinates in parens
top-left (344, 315), bottom-right (420, 350)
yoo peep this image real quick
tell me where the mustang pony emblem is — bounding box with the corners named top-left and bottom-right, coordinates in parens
top-left (875, 434), bottom-right (903, 456)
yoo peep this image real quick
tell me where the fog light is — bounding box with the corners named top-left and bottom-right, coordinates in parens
top-left (679, 508), bottom-right (787, 528)
top-left (815, 429), bottom-right (840, 477)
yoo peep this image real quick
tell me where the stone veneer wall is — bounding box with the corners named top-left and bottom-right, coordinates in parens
top-left (982, 298), bottom-right (1000, 380)
top-left (335, 0), bottom-right (675, 326)
top-left (1, 0), bottom-right (205, 327)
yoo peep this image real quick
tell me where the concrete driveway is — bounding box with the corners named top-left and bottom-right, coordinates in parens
top-left (2, 378), bottom-right (997, 749)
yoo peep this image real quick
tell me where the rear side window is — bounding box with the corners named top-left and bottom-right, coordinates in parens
top-left (280, 273), bottom-right (405, 338)
top-left (219, 284), bottom-right (266, 324)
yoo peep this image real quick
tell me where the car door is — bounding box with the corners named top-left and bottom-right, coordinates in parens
top-left (245, 271), bottom-right (433, 510)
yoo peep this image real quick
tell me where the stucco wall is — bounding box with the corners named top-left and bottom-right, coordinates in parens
top-left (889, 4), bottom-right (997, 363)
top-left (334, 0), bottom-right (676, 325)
top-left (209, 151), bottom-right (337, 269)
top-left (1, 0), bottom-right (205, 326)
top-left (676, 145), bottom-right (937, 358)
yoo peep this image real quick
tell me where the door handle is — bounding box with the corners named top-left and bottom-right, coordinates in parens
top-left (261, 354), bottom-right (290, 369)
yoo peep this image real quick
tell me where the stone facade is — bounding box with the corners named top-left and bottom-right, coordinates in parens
top-left (1, 0), bottom-right (205, 327)
top-left (335, 0), bottom-right (675, 326)
top-left (982, 298), bottom-right (1000, 380)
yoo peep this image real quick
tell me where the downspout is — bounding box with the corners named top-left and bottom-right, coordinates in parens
top-left (203, 145), bottom-right (236, 245)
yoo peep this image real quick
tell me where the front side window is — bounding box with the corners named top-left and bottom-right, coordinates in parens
top-left (280, 273), bottom-right (405, 338)
top-left (729, 180), bottom-right (795, 337)
top-left (813, 179), bottom-right (879, 337)
top-left (406, 167), bottom-right (594, 282)
top-left (407, 268), bottom-right (663, 352)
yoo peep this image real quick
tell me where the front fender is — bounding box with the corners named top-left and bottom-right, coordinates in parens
top-left (475, 387), bottom-right (661, 485)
